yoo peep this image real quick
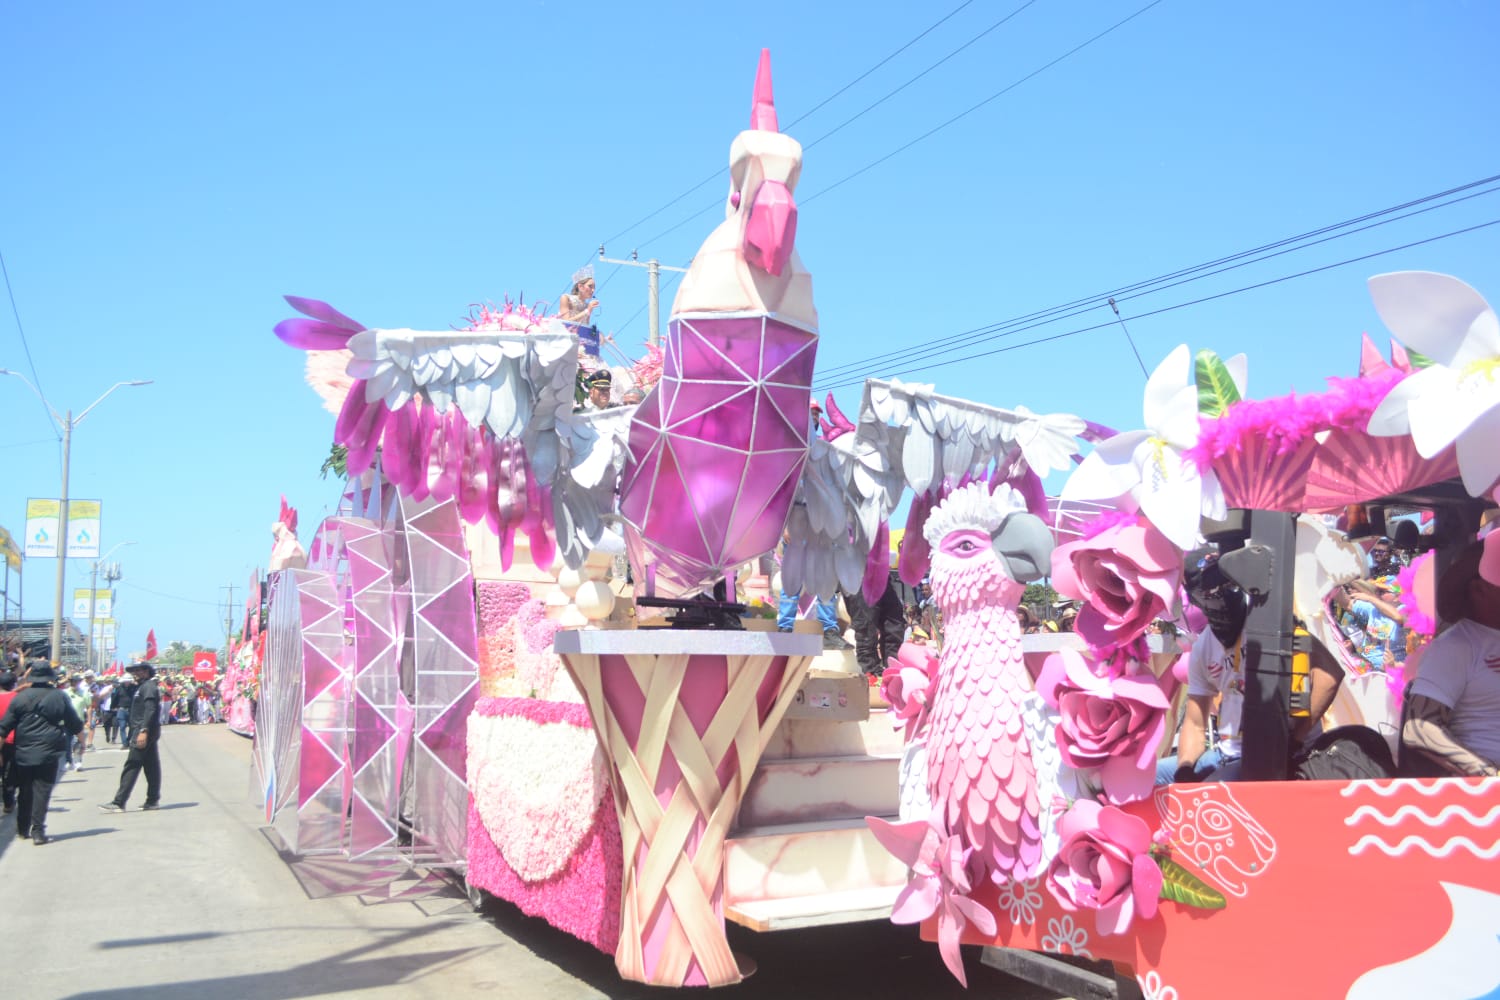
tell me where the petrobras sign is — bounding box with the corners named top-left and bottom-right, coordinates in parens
top-left (24, 499), bottom-right (60, 558)
top-left (66, 500), bottom-right (102, 558)
top-left (72, 589), bottom-right (113, 619)
top-left (23, 499), bottom-right (102, 558)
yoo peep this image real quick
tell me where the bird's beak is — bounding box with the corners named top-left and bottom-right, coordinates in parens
top-left (743, 180), bottom-right (797, 277)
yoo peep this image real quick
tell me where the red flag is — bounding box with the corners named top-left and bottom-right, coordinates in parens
top-left (145, 629), bottom-right (158, 660)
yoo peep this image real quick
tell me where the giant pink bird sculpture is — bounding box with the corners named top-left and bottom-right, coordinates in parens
top-left (618, 49), bottom-right (819, 598)
top-left (921, 482), bottom-right (1055, 884)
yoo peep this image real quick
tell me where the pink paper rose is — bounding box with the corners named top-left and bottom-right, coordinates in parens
top-left (1051, 515), bottom-right (1182, 651)
top-left (1045, 799), bottom-right (1162, 936)
top-left (1037, 648), bottom-right (1170, 805)
top-left (880, 642), bottom-right (940, 742)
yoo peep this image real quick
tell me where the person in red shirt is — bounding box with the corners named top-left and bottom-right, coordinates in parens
top-left (0, 670), bottom-right (17, 814)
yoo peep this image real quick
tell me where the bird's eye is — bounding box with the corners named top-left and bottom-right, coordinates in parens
top-left (957, 539), bottom-right (977, 552)
top-left (730, 191), bottom-right (741, 208)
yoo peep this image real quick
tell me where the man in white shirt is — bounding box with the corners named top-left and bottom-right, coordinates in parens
top-left (1403, 540), bottom-right (1500, 777)
top-left (1158, 549), bottom-right (1344, 784)
top-left (1154, 553), bottom-right (1249, 783)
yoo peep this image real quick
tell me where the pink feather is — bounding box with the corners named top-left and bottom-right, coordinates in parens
top-left (275, 318), bottom-right (358, 351)
top-left (284, 295), bottom-right (364, 331)
top-left (899, 491), bottom-right (937, 587)
top-left (530, 484), bottom-right (557, 571)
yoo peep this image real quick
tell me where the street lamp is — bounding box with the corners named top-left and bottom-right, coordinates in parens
top-left (0, 370), bottom-right (152, 666)
top-left (87, 540), bottom-right (135, 671)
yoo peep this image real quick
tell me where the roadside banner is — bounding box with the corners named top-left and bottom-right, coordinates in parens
top-left (24, 499), bottom-right (60, 557)
top-left (0, 525), bottom-right (20, 569)
top-left (66, 500), bottom-right (102, 558)
top-left (73, 589), bottom-right (113, 618)
top-left (193, 650), bottom-right (218, 681)
top-left (24, 499), bottom-right (103, 558)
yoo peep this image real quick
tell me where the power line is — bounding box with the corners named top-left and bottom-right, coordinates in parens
top-left (614, 270), bottom-right (686, 339)
top-left (802, 0), bottom-right (1165, 207)
top-left (117, 580), bottom-right (223, 608)
top-left (813, 173), bottom-right (1500, 383)
top-left (633, 0), bottom-right (1167, 252)
top-left (0, 248), bottom-right (58, 438)
top-left (802, 0), bottom-right (1039, 153)
top-left (783, 0), bottom-right (981, 132)
top-left (594, 0), bottom-right (989, 251)
top-left (814, 216), bottom-right (1500, 393)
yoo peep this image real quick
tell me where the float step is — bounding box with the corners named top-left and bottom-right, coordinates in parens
top-left (738, 753), bottom-right (901, 828)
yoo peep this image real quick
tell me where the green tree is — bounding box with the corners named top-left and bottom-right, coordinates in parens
top-left (159, 640), bottom-right (214, 670)
top-left (1022, 582), bottom-right (1059, 609)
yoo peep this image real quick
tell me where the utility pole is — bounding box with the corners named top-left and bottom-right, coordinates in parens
top-left (598, 247), bottom-right (689, 348)
top-left (0, 371), bottom-right (153, 666)
top-left (86, 542), bottom-right (132, 672)
top-left (222, 584), bottom-right (236, 663)
top-left (87, 560), bottom-right (123, 672)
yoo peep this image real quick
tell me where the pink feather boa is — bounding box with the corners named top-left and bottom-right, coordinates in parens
top-left (1187, 370), bottom-right (1405, 471)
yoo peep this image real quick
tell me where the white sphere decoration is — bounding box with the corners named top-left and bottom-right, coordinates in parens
top-left (556, 566), bottom-right (585, 599)
top-left (575, 579), bottom-right (616, 623)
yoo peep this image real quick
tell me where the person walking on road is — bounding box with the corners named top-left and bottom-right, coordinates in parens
top-left (100, 661), bottom-right (162, 814)
top-left (0, 660), bottom-right (84, 844)
top-left (110, 677), bottom-right (134, 745)
top-left (0, 670), bottom-right (18, 814)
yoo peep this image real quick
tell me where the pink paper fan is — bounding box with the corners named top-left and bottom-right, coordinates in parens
top-left (1210, 436), bottom-right (1317, 512)
top-left (1304, 429), bottom-right (1460, 512)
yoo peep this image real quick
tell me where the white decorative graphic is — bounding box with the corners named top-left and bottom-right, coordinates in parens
top-left (1342, 778), bottom-right (1500, 859)
top-left (1154, 784), bottom-right (1275, 898)
top-left (1349, 835), bottom-right (1500, 859)
top-left (1136, 970), bottom-right (1180, 1000)
top-left (1340, 776), bottom-right (1500, 798)
top-left (1346, 883), bottom-right (1500, 1000)
top-left (995, 876), bottom-right (1044, 926)
top-left (1345, 803), bottom-right (1500, 828)
top-left (1039, 914), bottom-right (1092, 958)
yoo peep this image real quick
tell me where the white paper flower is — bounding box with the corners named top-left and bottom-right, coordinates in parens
top-left (1040, 913), bottom-right (1092, 958)
top-left (995, 876), bottom-right (1044, 926)
top-left (1061, 345), bottom-right (1225, 550)
top-left (1365, 271), bottom-right (1500, 495)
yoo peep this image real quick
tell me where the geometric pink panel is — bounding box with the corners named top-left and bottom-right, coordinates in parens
top-left (619, 313), bottom-right (818, 598)
top-left (387, 489), bottom-right (479, 868)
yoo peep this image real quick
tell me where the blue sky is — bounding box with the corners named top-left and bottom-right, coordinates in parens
top-left (2, 1), bottom-right (1497, 653)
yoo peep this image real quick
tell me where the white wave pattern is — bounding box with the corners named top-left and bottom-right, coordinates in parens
top-left (1345, 803), bottom-right (1500, 828)
top-left (1349, 835), bottom-right (1500, 859)
top-left (1339, 776), bottom-right (1500, 798)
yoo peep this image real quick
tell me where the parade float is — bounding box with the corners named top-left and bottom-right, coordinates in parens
top-left (249, 48), bottom-right (1499, 999)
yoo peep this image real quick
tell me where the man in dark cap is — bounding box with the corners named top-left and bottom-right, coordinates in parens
top-left (100, 661), bottom-right (163, 813)
top-left (582, 368), bottom-right (614, 412)
top-left (0, 660), bottom-right (84, 843)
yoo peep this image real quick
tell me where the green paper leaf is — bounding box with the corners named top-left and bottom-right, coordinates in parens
top-left (1194, 349), bottom-right (1242, 417)
top-left (1157, 856), bottom-right (1227, 910)
top-left (1405, 347), bottom-right (1435, 370)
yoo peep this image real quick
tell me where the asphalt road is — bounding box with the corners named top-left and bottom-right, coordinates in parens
top-left (0, 724), bottom-right (1112, 999)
